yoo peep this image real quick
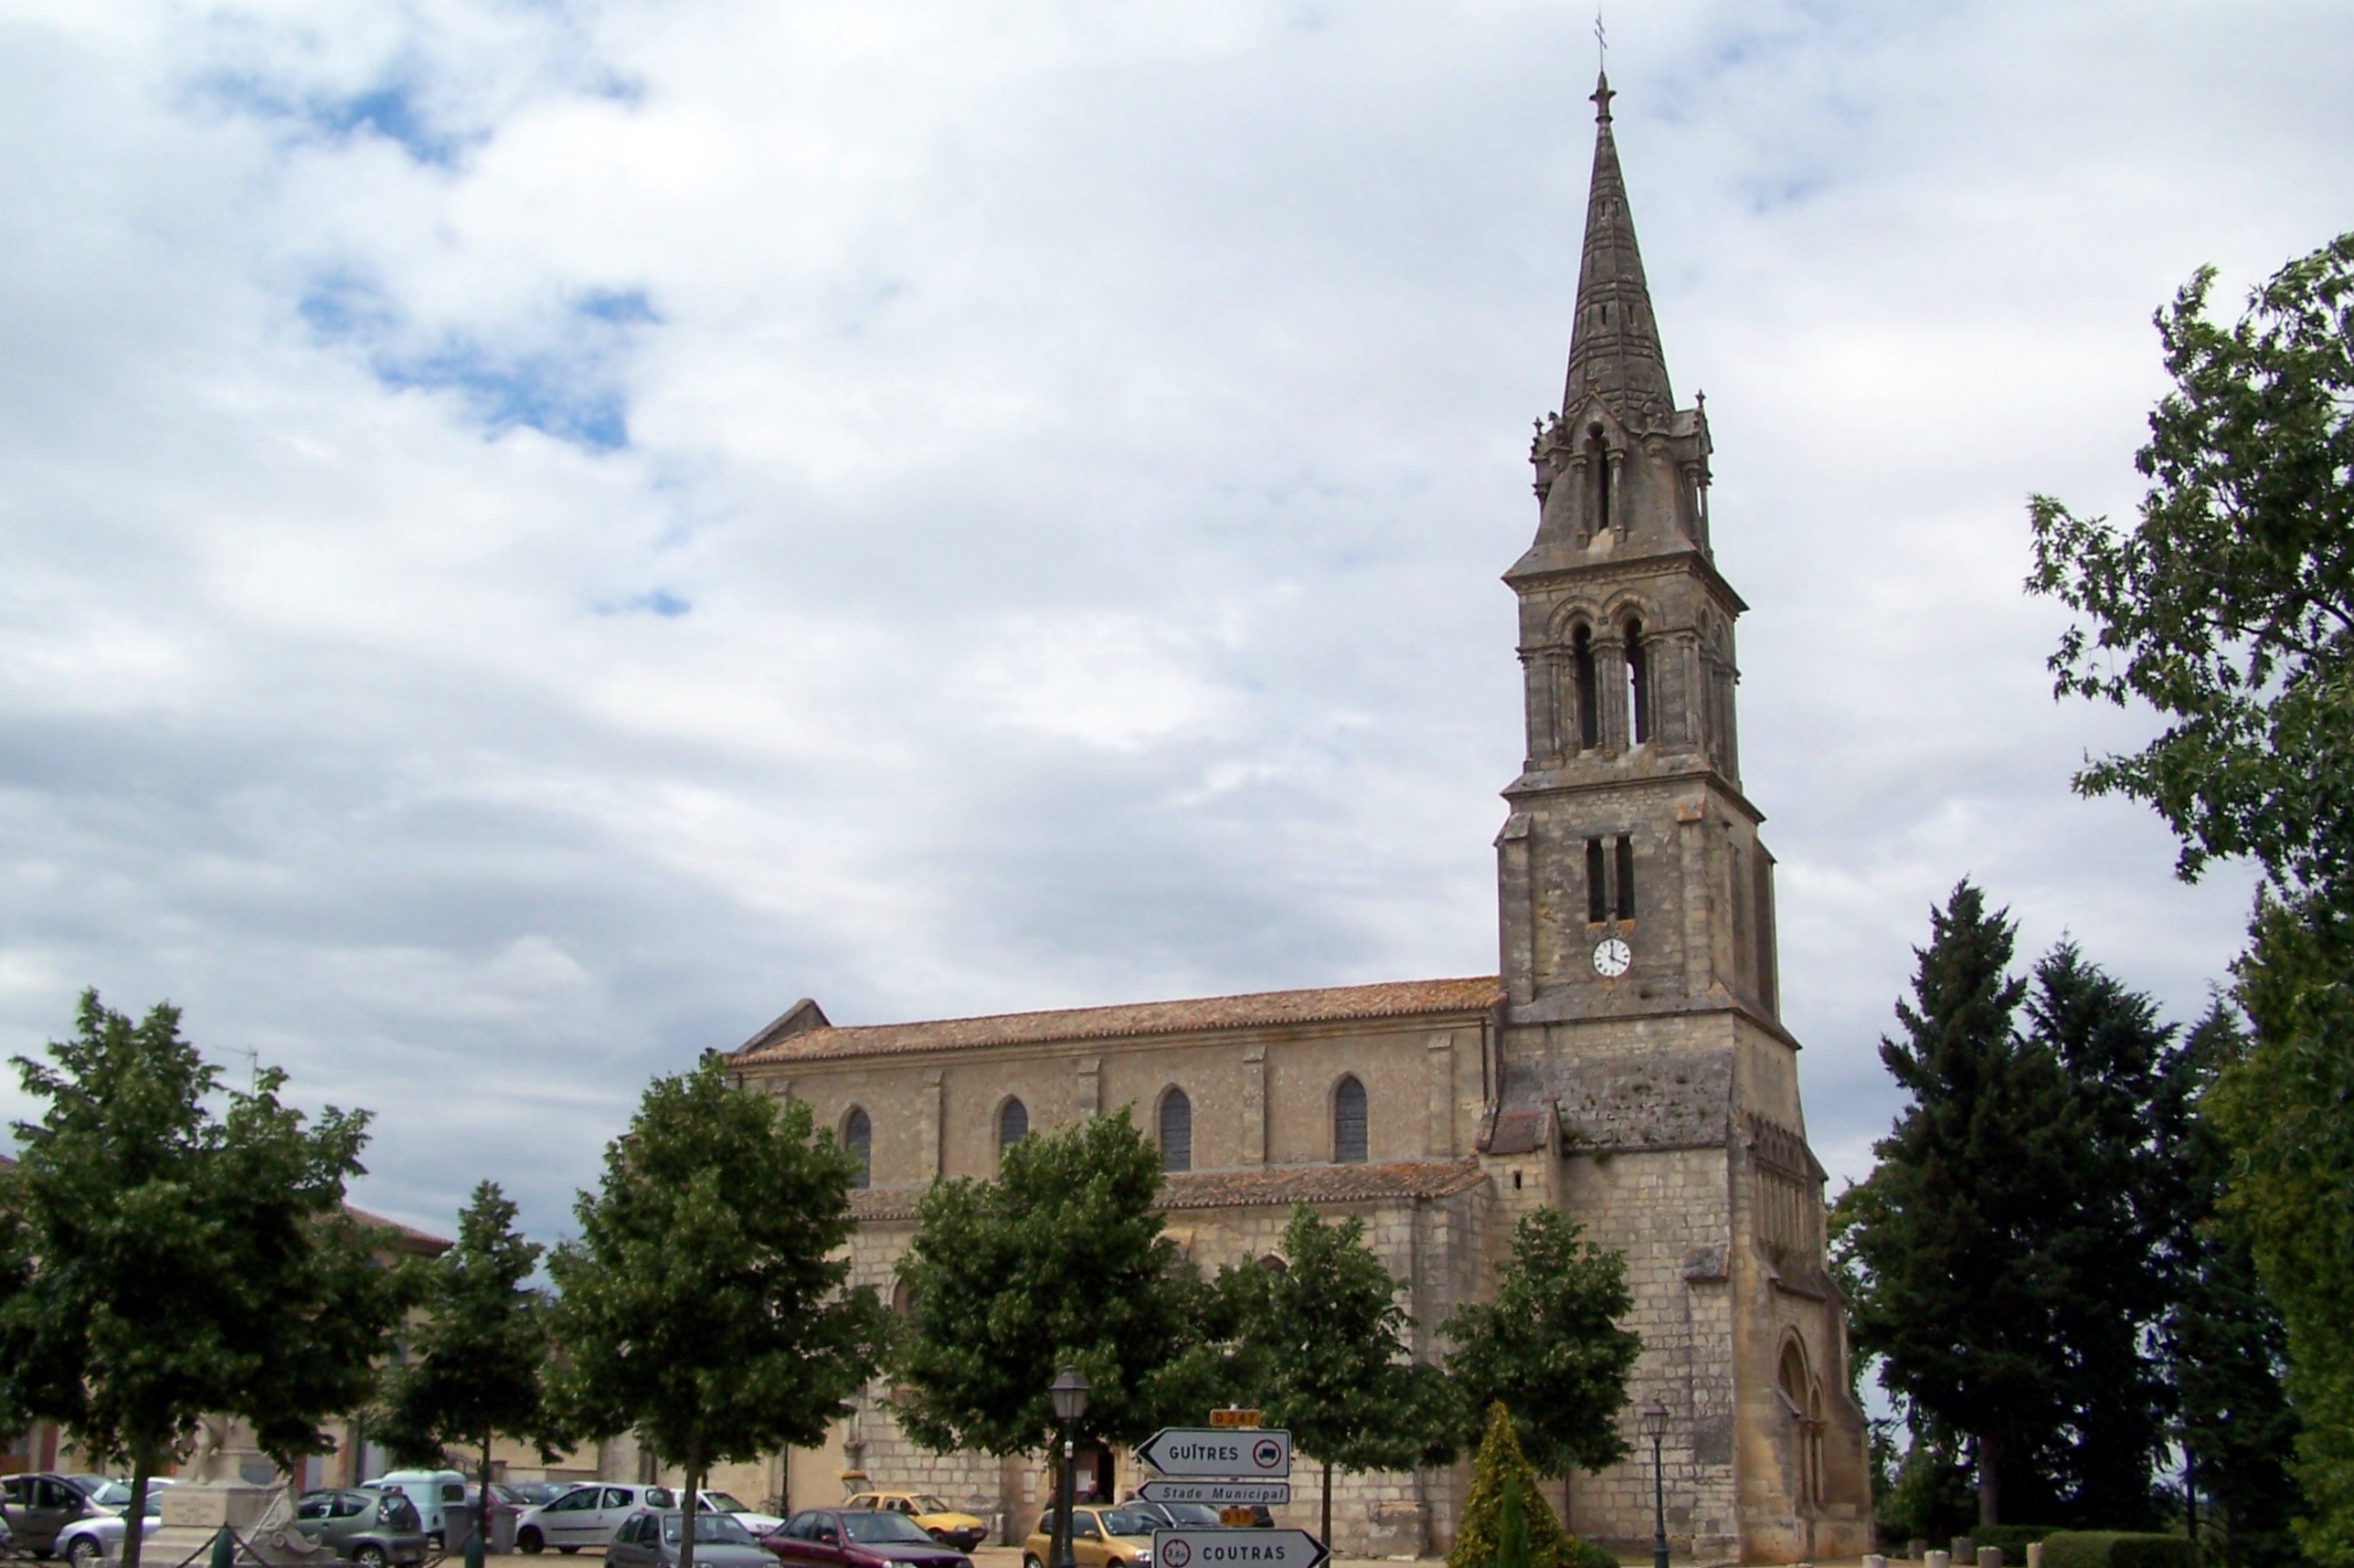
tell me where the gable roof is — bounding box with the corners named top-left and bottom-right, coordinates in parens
top-left (845, 1158), bottom-right (1489, 1224)
top-left (732, 976), bottom-right (1502, 1065)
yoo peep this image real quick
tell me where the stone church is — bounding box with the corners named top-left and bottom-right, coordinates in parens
top-left (725, 74), bottom-right (1872, 1565)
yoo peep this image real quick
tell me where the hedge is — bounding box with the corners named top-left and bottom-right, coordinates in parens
top-left (2037, 1531), bottom-right (2197, 1568)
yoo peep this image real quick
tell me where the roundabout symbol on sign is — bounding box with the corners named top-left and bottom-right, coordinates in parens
top-left (1252, 1438), bottom-right (1283, 1471)
top-left (1162, 1541), bottom-right (1193, 1568)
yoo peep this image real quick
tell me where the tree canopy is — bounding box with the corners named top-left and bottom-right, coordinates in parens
top-left (378, 1181), bottom-right (556, 1549)
top-left (548, 1063), bottom-right (884, 1568)
top-left (2028, 231), bottom-right (2354, 905)
top-left (1441, 1208), bottom-right (1638, 1479)
top-left (1240, 1205), bottom-right (1458, 1542)
top-left (890, 1107), bottom-right (1198, 1456)
top-left (0, 991), bottom-right (406, 1568)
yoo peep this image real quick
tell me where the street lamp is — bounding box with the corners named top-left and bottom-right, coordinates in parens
top-left (1049, 1369), bottom-right (1091, 1568)
top-left (1639, 1404), bottom-right (1670, 1568)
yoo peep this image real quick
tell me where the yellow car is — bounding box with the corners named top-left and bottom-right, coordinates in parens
top-left (841, 1494), bottom-right (989, 1553)
top-left (1020, 1505), bottom-right (1160, 1568)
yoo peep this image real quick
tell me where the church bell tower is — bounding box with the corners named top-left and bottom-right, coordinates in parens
top-left (1486, 74), bottom-right (1873, 1563)
top-left (1495, 71), bottom-right (1779, 1025)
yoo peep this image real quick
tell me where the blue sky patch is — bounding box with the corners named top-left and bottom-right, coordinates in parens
top-left (375, 342), bottom-right (630, 452)
top-left (592, 589), bottom-right (693, 619)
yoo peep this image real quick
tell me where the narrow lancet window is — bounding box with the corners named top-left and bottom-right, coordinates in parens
top-left (1586, 838), bottom-right (1608, 924)
top-left (1333, 1075), bottom-right (1368, 1163)
top-left (1615, 834), bottom-right (1636, 920)
top-left (1573, 625), bottom-right (1599, 750)
top-left (1159, 1087), bottom-right (1193, 1173)
top-left (843, 1107), bottom-right (872, 1190)
top-left (1626, 620), bottom-right (1649, 745)
top-left (998, 1097), bottom-right (1028, 1154)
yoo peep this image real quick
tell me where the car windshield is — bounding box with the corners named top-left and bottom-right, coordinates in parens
top-left (910, 1499), bottom-right (950, 1516)
top-left (1161, 1506), bottom-right (1220, 1527)
top-left (697, 1494), bottom-right (748, 1513)
top-left (88, 1483), bottom-right (133, 1509)
top-left (662, 1516), bottom-right (754, 1545)
top-left (842, 1514), bottom-right (936, 1544)
top-left (1101, 1511), bottom-right (1160, 1539)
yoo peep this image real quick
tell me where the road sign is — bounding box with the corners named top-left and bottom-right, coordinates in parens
top-left (1152, 1531), bottom-right (1327, 1568)
top-left (1208, 1409), bottom-right (1262, 1428)
top-left (1138, 1427), bottom-right (1293, 1478)
top-left (1134, 1480), bottom-right (1290, 1507)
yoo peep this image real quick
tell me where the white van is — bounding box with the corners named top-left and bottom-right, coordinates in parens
top-left (368, 1471), bottom-right (471, 1546)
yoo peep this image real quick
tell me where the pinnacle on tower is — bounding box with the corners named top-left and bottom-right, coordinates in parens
top-left (1561, 70), bottom-right (1675, 427)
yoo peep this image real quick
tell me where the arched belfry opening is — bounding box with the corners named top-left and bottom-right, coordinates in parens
top-left (1572, 623), bottom-right (1599, 751)
top-left (1625, 616), bottom-right (1649, 745)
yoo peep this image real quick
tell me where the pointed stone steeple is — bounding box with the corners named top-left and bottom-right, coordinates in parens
top-left (1561, 71), bottom-right (1675, 428)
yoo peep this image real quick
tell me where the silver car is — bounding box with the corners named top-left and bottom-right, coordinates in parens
top-left (515, 1484), bottom-right (677, 1554)
top-left (54, 1488), bottom-right (163, 1568)
top-left (606, 1510), bottom-right (774, 1568)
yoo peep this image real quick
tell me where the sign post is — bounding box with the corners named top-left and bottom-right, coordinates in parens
top-left (1141, 1422), bottom-right (1320, 1568)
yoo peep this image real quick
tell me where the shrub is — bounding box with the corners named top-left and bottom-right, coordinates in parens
top-left (1448, 1404), bottom-right (1615, 1568)
top-left (1978, 1525), bottom-right (2062, 1556)
top-left (2040, 1531), bottom-right (2198, 1568)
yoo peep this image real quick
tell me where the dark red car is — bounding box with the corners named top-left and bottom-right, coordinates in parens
top-left (762, 1510), bottom-right (972, 1568)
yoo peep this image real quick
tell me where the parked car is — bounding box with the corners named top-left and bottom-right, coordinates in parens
top-left (0, 1473), bottom-right (105, 1555)
top-left (1119, 1502), bottom-right (1220, 1531)
top-left (609, 1510), bottom-right (776, 1568)
top-left (504, 1483), bottom-right (580, 1510)
top-left (80, 1480), bottom-right (175, 1513)
top-left (366, 1471), bottom-right (471, 1548)
top-left (689, 1492), bottom-right (783, 1538)
top-left (294, 1488), bottom-right (432, 1568)
top-left (764, 1510), bottom-right (972, 1568)
top-left (1019, 1506), bottom-right (1158, 1568)
top-left (515, 1484), bottom-right (677, 1554)
top-left (55, 1487), bottom-right (163, 1568)
top-left (839, 1494), bottom-right (987, 1552)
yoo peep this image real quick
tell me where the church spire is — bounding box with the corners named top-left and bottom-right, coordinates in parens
top-left (1561, 71), bottom-right (1675, 427)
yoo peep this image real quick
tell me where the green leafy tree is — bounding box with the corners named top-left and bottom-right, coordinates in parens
top-left (1241, 1205), bottom-right (1458, 1545)
top-left (378, 1182), bottom-right (557, 1552)
top-left (891, 1107), bottom-right (1199, 1457)
top-left (2211, 904), bottom-right (2354, 1568)
top-left (1441, 1209), bottom-right (1638, 1479)
top-left (1446, 1404), bottom-right (1586, 1568)
top-left (548, 1063), bottom-right (885, 1568)
top-left (2162, 1005), bottom-right (2303, 1568)
top-left (1831, 884), bottom-right (2081, 1527)
top-left (2030, 231), bottom-right (2354, 1563)
top-left (0, 991), bottom-right (407, 1568)
top-left (2026, 232), bottom-right (2354, 905)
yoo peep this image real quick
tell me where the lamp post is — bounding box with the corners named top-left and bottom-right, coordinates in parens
top-left (1049, 1369), bottom-right (1091, 1568)
top-left (1639, 1404), bottom-right (1670, 1568)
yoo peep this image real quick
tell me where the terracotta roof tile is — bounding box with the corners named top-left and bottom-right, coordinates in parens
top-left (343, 1204), bottom-right (453, 1256)
top-left (845, 1159), bottom-right (1488, 1224)
top-left (735, 977), bottom-right (1501, 1065)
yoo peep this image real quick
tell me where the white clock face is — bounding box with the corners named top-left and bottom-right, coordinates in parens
top-left (1592, 937), bottom-right (1632, 978)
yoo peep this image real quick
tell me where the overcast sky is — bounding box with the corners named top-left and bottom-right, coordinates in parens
top-left (3, 0), bottom-right (2348, 1244)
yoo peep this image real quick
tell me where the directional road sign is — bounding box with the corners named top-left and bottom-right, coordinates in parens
top-left (1151, 1530), bottom-right (1327, 1568)
top-left (1134, 1480), bottom-right (1290, 1507)
top-left (1138, 1427), bottom-right (1292, 1478)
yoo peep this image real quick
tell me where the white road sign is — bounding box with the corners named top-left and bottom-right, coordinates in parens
top-left (1152, 1531), bottom-right (1326, 1568)
top-left (1137, 1427), bottom-right (1293, 1478)
top-left (1134, 1480), bottom-right (1291, 1507)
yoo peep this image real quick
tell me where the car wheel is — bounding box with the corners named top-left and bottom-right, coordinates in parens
top-left (66, 1538), bottom-right (101, 1568)
top-left (1024, 1556), bottom-right (1044, 1568)
top-left (355, 1546), bottom-right (388, 1568)
top-left (517, 1531), bottom-right (544, 1555)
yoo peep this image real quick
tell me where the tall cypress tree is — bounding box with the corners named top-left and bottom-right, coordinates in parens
top-left (2020, 943), bottom-right (2176, 1527)
top-left (2164, 1004), bottom-right (2304, 1568)
top-left (1834, 883), bottom-right (2084, 1526)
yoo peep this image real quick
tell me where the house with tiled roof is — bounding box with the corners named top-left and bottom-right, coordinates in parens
top-left (726, 75), bottom-right (1869, 1566)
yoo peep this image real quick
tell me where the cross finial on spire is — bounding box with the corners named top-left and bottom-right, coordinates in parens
top-left (1595, 10), bottom-right (1606, 70)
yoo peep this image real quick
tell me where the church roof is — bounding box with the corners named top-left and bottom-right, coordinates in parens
top-left (845, 1157), bottom-right (1489, 1222)
top-left (1560, 70), bottom-right (1676, 428)
top-left (733, 975), bottom-right (1503, 1065)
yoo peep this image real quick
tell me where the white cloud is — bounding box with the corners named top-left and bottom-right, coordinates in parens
top-left (0, 0), bottom-right (2343, 1237)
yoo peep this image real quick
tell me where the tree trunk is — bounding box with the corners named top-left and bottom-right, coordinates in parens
top-left (678, 1457), bottom-right (704, 1568)
top-left (123, 1445), bottom-right (155, 1568)
top-left (480, 1429), bottom-right (496, 1556)
top-left (1976, 1432), bottom-right (1999, 1528)
top-left (1320, 1459), bottom-right (1332, 1552)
